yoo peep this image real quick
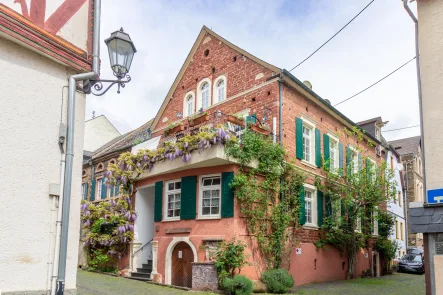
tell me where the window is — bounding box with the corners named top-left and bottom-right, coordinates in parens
top-left (398, 191), bottom-right (402, 207)
top-left (96, 163), bottom-right (104, 172)
top-left (395, 220), bottom-right (399, 239)
top-left (304, 184), bottom-right (317, 227)
top-left (400, 222), bottom-right (404, 240)
top-left (375, 126), bottom-right (381, 140)
top-left (81, 183), bottom-right (88, 200)
top-left (348, 146), bottom-right (359, 174)
top-left (96, 178), bottom-right (103, 199)
top-left (328, 134), bottom-right (339, 171)
top-left (187, 95), bottom-right (194, 116)
top-left (201, 82), bottom-right (210, 110)
top-left (356, 214), bottom-right (362, 232)
top-left (165, 180), bottom-right (181, 220)
top-left (216, 79), bottom-right (225, 102)
top-left (200, 175), bottom-right (221, 218)
top-left (302, 125), bottom-right (314, 163)
top-left (368, 158), bottom-right (376, 182)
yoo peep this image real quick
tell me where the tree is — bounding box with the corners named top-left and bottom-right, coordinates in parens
top-left (315, 127), bottom-right (396, 279)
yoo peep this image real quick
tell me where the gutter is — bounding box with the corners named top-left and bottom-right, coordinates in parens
top-left (281, 69), bottom-right (382, 146)
top-left (54, 0), bottom-right (101, 294)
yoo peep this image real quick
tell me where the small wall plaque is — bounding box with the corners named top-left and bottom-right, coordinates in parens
top-left (166, 228), bottom-right (191, 234)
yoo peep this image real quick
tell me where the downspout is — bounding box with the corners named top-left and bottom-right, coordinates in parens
top-left (55, 0), bottom-right (101, 294)
top-left (403, 0), bottom-right (426, 201)
top-left (279, 75), bottom-right (283, 146)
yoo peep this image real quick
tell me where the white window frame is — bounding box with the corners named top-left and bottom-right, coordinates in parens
top-left (301, 117), bottom-right (316, 166)
top-left (328, 133), bottom-right (340, 171)
top-left (96, 178), bottom-right (103, 199)
top-left (372, 207), bottom-right (379, 236)
top-left (81, 182), bottom-right (88, 200)
top-left (368, 158), bottom-right (376, 182)
top-left (303, 183), bottom-right (318, 228)
top-left (348, 145), bottom-right (359, 174)
top-left (196, 78), bottom-right (212, 111)
top-left (213, 75), bottom-right (227, 104)
top-left (183, 90), bottom-right (195, 118)
top-left (164, 179), bottom-right (182, 221)
top-left (199, 174), bottom-right (222, 219)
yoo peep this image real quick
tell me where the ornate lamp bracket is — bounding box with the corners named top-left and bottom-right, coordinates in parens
top-left (83, 75), bottom-right (131, 96)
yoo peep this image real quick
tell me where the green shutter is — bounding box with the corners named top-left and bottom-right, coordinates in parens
top-left (323, 134), bottom-right (330, 170)
top-left (317, 190), bottom-right (324, 227)
top-left (299, 186), bottom-right (306, 225)
top-left (221, 172), bottom-right (235, 218)
top-left (90, 179), bottom-right (96, 201)
top-left (180, 176), bottom-right (197, 220)
top-left (101, 179), bottom-right (106, 199)
top-left (340, 198), bottom-right (345, 217)
top-left (296, 118), bottom-right (303, 159)
top-left (366, 158), bottom-right (371, 183)
top-left (346, 146), bottom-right (352, 177)
top-left (338, 142), bottom-right (344, 176)
top-left (315, 129), bottom-right (321, 167)
top-left (154, 181), bottom-right (163, 222)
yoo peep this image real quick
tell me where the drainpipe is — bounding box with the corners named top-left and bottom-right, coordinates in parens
top-left (55, 0), bottom-right (101, 294)
top-left (403, 0), bottom-right (426, 202)
top-left (279, 76), bottom-right (283, 146)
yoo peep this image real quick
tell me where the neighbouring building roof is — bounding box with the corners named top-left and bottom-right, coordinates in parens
top-left (388, 136), bottom-right (421, 156)
top-left (84, 115), bottom-right (121, 152)
top-left (409, 206), bottom-right (443, 233)
top-left (91, 119), bottom-right (154, 160)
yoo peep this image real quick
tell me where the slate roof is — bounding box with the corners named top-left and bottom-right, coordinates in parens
top-left (409, 206), bottom-right (443, 233)
top-left (388, 136), bottom-right (421, 156)
top-left (91, 119), bottom-right (153, 160)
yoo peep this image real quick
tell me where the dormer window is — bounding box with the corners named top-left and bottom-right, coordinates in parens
top-left (201, 82), bottom-right (210, 109)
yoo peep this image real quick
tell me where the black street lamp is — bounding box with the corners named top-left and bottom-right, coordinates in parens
top-left (83, 28), bottom-right (136, 96)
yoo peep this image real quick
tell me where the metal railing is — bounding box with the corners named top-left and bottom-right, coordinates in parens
top-left (131, 239), bottom-right (153, 258)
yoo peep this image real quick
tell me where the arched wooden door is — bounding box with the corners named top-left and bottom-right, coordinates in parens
top-left (171, 242), bottom-right (194, 288)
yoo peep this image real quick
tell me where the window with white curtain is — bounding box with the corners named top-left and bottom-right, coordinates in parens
top-left (200, 175), bottom-right (221, 218)
top-left (201, 82), bottom-right (210, 109)
top-left (216, 79), bottom-right (225, 102)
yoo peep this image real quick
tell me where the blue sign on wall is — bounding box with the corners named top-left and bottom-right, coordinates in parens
top-left (427, 188), bottom-right (443, 204)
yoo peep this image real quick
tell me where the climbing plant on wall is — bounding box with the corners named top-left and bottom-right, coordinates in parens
top-left (224, 130), bottom-right (305, 270)
top-left (314, 126), bottom-right (397, 279)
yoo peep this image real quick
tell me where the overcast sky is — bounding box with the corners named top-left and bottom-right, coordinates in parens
top-left (86, 0), bottom-right (420, 141)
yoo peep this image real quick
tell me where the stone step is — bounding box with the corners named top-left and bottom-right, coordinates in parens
top-left (131, 271), bottom-right (151, 279)
top-left (137, 267), bottom-right (152, 273)
top-left (128, 276), bottom-right (152, 282)
top-left (142, 263), bottom-right (152, 269)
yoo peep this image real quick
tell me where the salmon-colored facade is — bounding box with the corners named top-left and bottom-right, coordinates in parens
top-left (112, 26), bottom-right (388, 288)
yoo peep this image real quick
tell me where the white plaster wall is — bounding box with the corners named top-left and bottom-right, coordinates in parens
top-left (418, 0), bottom-right (443, 194)
top-left (386, 151), bottom-right (406, 255)
top-left (84, 115), bottom-right (120, 152)
top-left (0, 38), bottom-right (85, 293)
top-left (134, 186), bottom-right (155, 266)
top-left (2, 0), bottom-right (89, 50)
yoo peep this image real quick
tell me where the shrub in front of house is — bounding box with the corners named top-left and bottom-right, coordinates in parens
top-left (261, 269), bottom-right (294, 293)
top-left (221, 275), bottom-right (253, 295)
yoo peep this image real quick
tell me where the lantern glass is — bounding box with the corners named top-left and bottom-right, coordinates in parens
top-left (105, 28), bottom-right (136, 78)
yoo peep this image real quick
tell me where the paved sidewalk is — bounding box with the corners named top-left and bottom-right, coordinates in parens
top-left (76, 270), bottom-right (214, 295)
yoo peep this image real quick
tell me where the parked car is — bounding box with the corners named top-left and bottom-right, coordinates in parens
top-left (397, 254), bottom-right (425, 274)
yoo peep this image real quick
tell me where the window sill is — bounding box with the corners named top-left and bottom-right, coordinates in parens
top-left (302, 224), bottom-right (319, 230)
top-left (163, 218), bottom-right (181, 222)
top-left (197, 216), bottom-right (221, 220)
top-left (301, 160), bottom-right (317, 169)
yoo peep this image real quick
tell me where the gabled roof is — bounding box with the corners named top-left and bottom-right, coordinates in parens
top-left (92, 119), bottom-right (153, 160)
top-left (388, 136), bottom-right (421, 156)
top-left (356, 117), bottom-right (383, 126)
top-left (150, 26), bottom-right (280, 131)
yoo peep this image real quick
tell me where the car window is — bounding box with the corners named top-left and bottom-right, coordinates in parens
top-left (402, 254), bottom-right (422, 262)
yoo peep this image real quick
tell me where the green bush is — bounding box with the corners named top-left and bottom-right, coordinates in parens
top-left (261, 269), bottom-right (294, 293)
top-left (210, 238), bottom-right (248, 282)
top-left (221, 275), bottom-right (253, 295)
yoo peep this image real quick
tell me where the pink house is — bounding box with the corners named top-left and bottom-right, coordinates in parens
top-left (104, 26), bottom-right (386, 288)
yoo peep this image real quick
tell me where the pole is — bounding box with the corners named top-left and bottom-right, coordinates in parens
top-left (55, 0), bottom-right (101, 293)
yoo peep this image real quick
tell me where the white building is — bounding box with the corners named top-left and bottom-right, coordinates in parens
top-left (0, 1), bottom-right (94, 294)
top-left (84, 115), bottom-right (121, 152)
top-left (386, 149), bottom-right (407, 258)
